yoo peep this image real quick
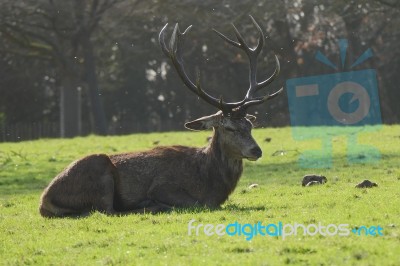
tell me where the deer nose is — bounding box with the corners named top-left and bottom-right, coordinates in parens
top-left (250, 146), bottom-right (262, 158)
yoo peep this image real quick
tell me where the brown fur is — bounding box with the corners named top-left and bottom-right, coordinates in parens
top-left (39, 113), bottom-right (263, 217)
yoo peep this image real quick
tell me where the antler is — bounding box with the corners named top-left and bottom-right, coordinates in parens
top-left (159, 23), bottom-right (232, 114)
top-left (213, 15), bottom-right (282, 111)
top-left (159, 15), bottom-right (282, 115)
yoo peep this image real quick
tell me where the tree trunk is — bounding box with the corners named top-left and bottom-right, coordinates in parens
top-left (81, 34), bottom-right (108, 135)
top-left (60, 77), bottom-right (81, 138)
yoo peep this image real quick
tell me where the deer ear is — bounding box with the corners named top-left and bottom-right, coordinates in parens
top-left (185, 113), bottom-right (220, 131)
top-left (246, 114), bottom-right (256, 122)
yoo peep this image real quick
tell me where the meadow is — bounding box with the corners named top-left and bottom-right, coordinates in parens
top-left (0, 126), bottom-right (399, 265)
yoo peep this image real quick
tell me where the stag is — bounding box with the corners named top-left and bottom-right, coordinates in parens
top-left (39, 16), bottom-right (282, 217)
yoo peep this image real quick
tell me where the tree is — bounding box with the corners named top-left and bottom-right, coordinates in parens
top-left (1, 0), bottom-right (399, 142)
top-left (0, 0), bottom-right (119, 136)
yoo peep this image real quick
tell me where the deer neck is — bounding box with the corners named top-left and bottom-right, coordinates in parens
top-left (203, 129), bottom-right (243, 193)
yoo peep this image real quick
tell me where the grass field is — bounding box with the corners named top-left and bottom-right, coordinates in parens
top-left (0, 126), bottom-right (399, 265)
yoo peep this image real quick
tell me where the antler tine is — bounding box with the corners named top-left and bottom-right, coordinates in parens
top-left (249, 15), bottom-right (264, 56)
top-left (253, 53), bottom-right (281, 93)
top-left (231, 23), bottom-right (249, 51)
top-left (244, 16), bottom-right (282, 104)
top-left (241, 87), bottom-right (283, 109)
top-left (212, 28), bottom-right (241, 48)
top-left (159, 23), bottom-right (231, 113)
top-left (159, 23), bottom-right (170, 57)
top-left (243, 15), bottom-right (269, 98)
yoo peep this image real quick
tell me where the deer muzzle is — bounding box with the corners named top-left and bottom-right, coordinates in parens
top-left (246, 146), bottom-right (262, 161)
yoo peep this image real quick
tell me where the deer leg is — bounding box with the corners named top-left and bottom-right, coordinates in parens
top-left (147, 183), bottom-right (200, 209)
top-left (110, 183), bottom-right (199, 215)
top-left (39, 154), bottom-right (118, 217)
top-left (40, 167), bottom-right (116, 217)
top-left (91, 169), bottom-right (116, 215)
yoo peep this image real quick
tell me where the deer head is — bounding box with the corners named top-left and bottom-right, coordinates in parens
top-left (159, 16), bottom-right (282, 161)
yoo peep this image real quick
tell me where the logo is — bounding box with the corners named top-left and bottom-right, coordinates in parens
top-left (286, 39), bottom-right (382, 168)
top-left (188, 220), bottom-right (383, 241)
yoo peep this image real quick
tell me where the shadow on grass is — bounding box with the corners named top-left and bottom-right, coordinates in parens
top-left (0, 175), bottom-right (50, 197)
top-left (37, 203), bottom-right (268, 219)
top-left (172, 203), bottom-right (267, 214)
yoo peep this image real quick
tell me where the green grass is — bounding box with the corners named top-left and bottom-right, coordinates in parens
top-left (0, 126), bottom-right (399, 265)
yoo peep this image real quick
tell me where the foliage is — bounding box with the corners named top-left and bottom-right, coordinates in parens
top-left (0, 125), bottom-right (399, 264)
top-left (0, 0), bottom-right (399, 139)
